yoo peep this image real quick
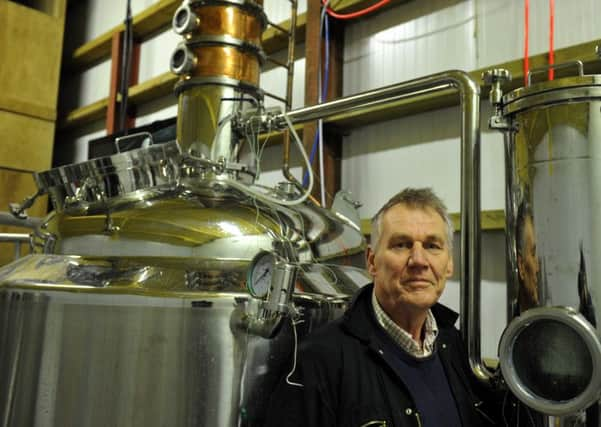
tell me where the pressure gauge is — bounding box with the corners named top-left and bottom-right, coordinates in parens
top-left (247, 251), bottom-right (276, 298)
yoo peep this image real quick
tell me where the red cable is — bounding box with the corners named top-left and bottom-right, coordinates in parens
top-left (549, 0), bottom-right (555, 80)
top-left (524, 0), bottom-right (529, 86)
top-left (322, 0), bottom-right (390, 20)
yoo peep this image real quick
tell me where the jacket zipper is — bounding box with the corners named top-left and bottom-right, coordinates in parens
top-left (474, 401), bottom-right (495, 425)
top-left (415, 412), bottom-right (423, 427)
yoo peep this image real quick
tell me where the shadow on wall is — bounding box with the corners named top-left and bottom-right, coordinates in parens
top-left (341, 105), bottom-right (462, 158)
top-left (451, 231), bottom-right (506, 283)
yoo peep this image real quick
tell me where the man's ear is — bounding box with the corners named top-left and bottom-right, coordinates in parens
top-left (446, 256), bottom-right (454, 278)
top-left (366, 246), bottom-right (377, 277)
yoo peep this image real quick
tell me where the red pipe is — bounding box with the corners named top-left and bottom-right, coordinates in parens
top-left (549, 0), bottom-right (555, 80)
top-left (322, 0), bottom-right (390, 20)
top-left (524, 0), bottom-right (530, 86)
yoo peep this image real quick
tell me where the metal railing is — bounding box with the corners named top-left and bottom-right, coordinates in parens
top-left (0, 233), bottom-right (30, 260)
top-left (0, 211), bottom-right (39, 262)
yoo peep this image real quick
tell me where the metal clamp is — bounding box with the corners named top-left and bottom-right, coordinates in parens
top-left (114, 132), bottom-right (154, 153)
top-left (482, 68), bottom-right (513, 131)
top-left (527, 60), bottom-right (584, 86)
top-left (482, 68), bottom-right (511, 106)
top-left (9, 188), bottom-right (44, 220)
top-left (64, 177), bottom-right (100, 207)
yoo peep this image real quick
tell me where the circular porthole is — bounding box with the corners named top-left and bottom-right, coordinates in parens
top-left (499, 307), bottom-right (601, 415)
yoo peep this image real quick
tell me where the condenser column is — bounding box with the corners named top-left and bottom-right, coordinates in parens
top-left (170, 1), bottom-right (266, 162)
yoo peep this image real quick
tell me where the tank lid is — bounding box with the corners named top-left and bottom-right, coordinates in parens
top-left (502, 74), bottom-right (601, 115)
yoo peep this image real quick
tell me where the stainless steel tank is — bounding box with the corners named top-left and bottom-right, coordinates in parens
top-left (487, 62), bottom-right (601, 420)
top-left (0, 140), bottom-right (369, 427)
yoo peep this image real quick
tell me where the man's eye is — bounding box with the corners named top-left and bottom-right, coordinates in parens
top-left (425, 242), bottom-right (443, 250)
top-left (394, 242), bottom-right (411, 249)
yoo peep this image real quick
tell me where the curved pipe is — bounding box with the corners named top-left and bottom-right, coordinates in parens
top-left (276, 70), bottom-right (492, 382)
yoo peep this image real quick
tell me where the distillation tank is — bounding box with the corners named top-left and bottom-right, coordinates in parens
top-left (0, 2), bottom-right (369, 426)
top-left (487, 62), bottom-right (601, 423)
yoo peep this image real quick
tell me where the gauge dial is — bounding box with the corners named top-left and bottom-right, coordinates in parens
top-left (247, 251), bottom-right (275, 298)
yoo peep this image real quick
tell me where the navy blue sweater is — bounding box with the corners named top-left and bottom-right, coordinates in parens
top-left (376, 325), bottom-right (462, 427)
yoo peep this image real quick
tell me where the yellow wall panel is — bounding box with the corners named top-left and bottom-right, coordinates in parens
top-left (0, 1), bottom-right (66, 120)
top-left (0, 110), bottom-right (55, 172)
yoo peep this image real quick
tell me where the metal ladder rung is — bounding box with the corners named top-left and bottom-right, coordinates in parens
top-left (267, 21), bottom-right (292, 35)
top-left (266, 56), bottom-right (291, 69)
top-left (263, 91), bottom-right (289, 106)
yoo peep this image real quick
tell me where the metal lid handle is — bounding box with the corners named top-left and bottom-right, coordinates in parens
top-left (527, 60), bottom-right (584, 86)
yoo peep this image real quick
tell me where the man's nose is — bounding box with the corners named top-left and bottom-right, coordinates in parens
top-left (408, 244), bottom-right (428, 267)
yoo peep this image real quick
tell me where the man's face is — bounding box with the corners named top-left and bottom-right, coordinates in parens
top-left (518, 216), bottom-right (540, 308)
top-left (367, 204), bottom-right (453, 316)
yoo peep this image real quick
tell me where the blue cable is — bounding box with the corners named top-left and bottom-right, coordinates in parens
top-left (303, 13), bottom-right (330, 188)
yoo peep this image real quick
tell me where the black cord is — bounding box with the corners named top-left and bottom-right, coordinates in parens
top-left (119, 0), bottom-right (133, 134)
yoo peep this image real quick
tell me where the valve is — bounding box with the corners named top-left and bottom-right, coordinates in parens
top-left (172, 4), bottom-right (199, 35)
top-left (170, 43), bottom-right (197, 75)
top-left (482, 69), bottom-right (513, 131)
top-left (482, 68), bottom-right (511, 107)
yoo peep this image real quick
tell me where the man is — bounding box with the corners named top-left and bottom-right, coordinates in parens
top-left (266, 188), bottom-right (495, 427)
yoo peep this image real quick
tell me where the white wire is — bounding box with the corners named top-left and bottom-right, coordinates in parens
top-left (285, 316), bottom-right (304, 388)
top-left (224, 112), bottom-right (314, 207)
top-left (318, 118), bottom-right (326, 206)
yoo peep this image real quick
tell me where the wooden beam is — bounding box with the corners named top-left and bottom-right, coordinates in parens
top-left (61, 98), bottom-right (108, 129)
top-left (59, 39), bottom-right (601, 133)
top-left (303, 0), bottom-right (322, 202)
top-left (325, 39), bottom-right (601, 130)
top-left (65, 0), bottom-right (406, 73)
top-left (68, 0), bottom-right (179, 71)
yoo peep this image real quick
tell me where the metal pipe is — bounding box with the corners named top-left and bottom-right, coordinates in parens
top-left (277, 70), bottom-right (491, 382)
top-left (0, 233), bottom-right (30, 243)
top-left (0, 212), bottom-right (42, 229)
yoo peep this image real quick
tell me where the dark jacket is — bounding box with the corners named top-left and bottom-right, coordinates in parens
top-left (266, 284), bottom-right (497, 427)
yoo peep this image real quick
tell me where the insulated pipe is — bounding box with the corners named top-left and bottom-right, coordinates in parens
top-left (276, 70), bottom-right (492, 382)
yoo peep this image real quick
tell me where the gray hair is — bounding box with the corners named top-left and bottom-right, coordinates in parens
top-left (370, 188), bottom-right (454, 251)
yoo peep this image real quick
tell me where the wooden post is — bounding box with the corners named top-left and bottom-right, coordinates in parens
top-left (303, 3), bottom-right (344, 207)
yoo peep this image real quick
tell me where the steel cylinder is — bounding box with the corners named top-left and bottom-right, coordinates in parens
top-left (499, 71), bottom-right (601, 418)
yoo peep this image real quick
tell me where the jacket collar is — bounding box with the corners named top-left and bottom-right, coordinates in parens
top-left (341, 283), bottom-right (459, 343)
